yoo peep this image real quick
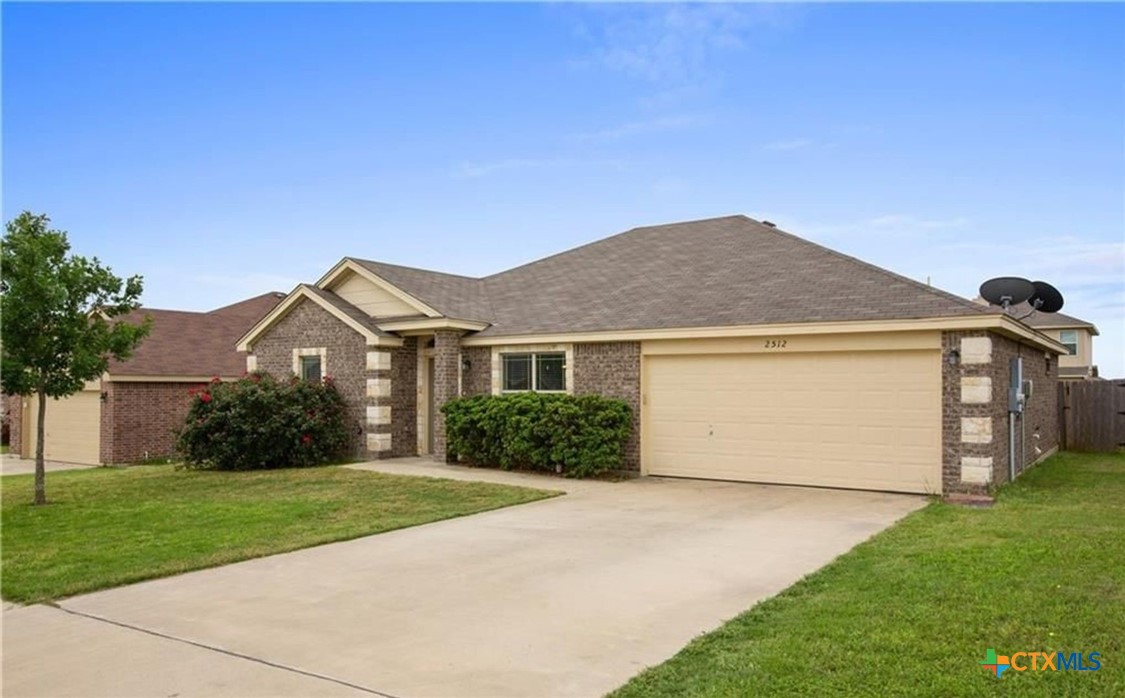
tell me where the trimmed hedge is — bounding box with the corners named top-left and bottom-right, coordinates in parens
top-left (176, 373), bottom-right (351, 470)
top-left (442, 393), bottom-right (632, 478)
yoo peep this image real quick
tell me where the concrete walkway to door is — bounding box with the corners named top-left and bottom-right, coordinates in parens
top-left (2, 459), bottom-right (927, 698)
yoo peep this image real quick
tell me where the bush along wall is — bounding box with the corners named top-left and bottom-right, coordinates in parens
top-left (176, 373), bottom-right (350, 470)
top-left (442, 393), bottom-right (632, 478)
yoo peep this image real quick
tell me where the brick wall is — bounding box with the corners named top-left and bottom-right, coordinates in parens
top-left (252, 299), bottom-right (367, 457)
top-left (461, 346), bottom-right (491, 396)
top-left (6, 393), bottom-right (23, 454)
top-left (990, 332), bottom-right (1059, 479)
top-left (942, 330), bottom-right (1059, 495)
top-left (389, 338), bottom-right (418, 457)
top-left (572, 342), bottom-right (641, 471)
top-left (431, 330), bottom-right (461, 461)
top-left (101, 381), bottom-right (206, 463)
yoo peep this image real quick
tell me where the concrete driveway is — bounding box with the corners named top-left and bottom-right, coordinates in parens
top-left (2, 459), bottom-right (926, 698)
top-left (0, 454), bottom-right (96, 476)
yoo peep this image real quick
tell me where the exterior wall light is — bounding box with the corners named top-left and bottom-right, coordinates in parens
top-left (947, 349), bottom-right (961, 366)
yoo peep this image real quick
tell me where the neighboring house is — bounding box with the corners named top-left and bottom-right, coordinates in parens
top-left (1015, 306), bottom-right (1099, 380)
top-left (238, 215), bottom-right (1069, 496)
top-left (9, 292), bottom-right (284, 465)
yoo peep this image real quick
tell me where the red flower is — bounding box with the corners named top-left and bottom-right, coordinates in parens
top-left (323, 375), bottom-right (334, 383)
top-left (301, 434), bottom-right (312, 445)
top-left (210, 375), bottom-right (222, 384)
top-left (199, 392), bottom-right (212, 404)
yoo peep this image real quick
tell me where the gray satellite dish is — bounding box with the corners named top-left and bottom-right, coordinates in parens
top-left (980, 277), bottom-right (1035, 308)
top-left (1027, 281), bottom-right (1064, 314)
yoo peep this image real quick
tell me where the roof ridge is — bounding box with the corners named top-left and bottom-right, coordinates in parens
top-left (350, 257), bottom-right (483, 282)
top-left (483, 214), bottom-right (749, 282)
top-left (750, 218), bottom-right (992, 316)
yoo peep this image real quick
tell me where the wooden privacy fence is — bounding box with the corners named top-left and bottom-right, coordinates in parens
top-left (1058, 379), bottom-right (1125, 452)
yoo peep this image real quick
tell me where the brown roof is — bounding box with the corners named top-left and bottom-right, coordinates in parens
top-left (350, 215), bottom-right (991, 337)
top-left (108, 292), bottom-right (285, 377)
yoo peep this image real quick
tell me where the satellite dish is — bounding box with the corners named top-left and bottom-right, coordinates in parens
top-left (1027, 281), bottom-right (1064, 314)
top-left (980, 277), bottom-right (1034, 308)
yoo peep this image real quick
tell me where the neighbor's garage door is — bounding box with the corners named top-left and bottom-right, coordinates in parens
top-left (645, 350), bottom-right (941, 494)
top-left (24, 388), bottom-right (101, 465)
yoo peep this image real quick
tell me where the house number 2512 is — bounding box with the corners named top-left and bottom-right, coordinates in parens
top-left (763, 339), bottom-right (788, 349)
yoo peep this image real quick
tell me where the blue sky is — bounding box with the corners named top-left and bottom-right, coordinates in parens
top-left (4, 3), bottom-right (1123, 374)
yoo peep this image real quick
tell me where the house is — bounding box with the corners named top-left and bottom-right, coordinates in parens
top-left (1015, 305), bottom-right (1100, 380)
top-left (9, 292), bottom-right (284, 465)
top-left (238, 215), bottom-right (1068, 496)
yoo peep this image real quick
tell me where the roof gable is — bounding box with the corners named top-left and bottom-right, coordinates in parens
top-left (317, 259), bottom-right (441, 318)
top-left (349, 258), bottom-right (494, 321)
top-left (236, 285), bottom-right (403, 351)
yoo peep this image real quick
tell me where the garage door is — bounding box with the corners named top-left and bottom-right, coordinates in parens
top-left (644, 350), bottom-right (941, 494)
top-left (24, 388), bottom-right (101, 465)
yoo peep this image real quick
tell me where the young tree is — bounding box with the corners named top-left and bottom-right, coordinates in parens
top-left (1, 212), bottom-right (151, 504)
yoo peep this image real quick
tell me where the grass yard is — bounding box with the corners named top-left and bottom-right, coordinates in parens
top-left (611, 452), bottom-right (1125, 698)
top-left (1, 465), bottom-right (558, 603)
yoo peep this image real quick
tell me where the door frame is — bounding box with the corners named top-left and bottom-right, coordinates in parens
top-left (416, 348), bottom-right (437, 455)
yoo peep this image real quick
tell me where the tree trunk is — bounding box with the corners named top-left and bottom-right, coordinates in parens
top-left (34, 389), bottom-right (47, 505)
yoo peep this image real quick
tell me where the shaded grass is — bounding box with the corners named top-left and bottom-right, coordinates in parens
top-left (1, 465), bottom-right (558, 603)
top-left (610, 452), bottom-right (1125, 697)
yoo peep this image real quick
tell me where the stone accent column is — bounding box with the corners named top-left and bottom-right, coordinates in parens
top-left (943, 332), bottom-right (998, 494)
top-left (364, 348), bottom-right (394, 458)
top-left (431, 330), bottom-right (462, 462)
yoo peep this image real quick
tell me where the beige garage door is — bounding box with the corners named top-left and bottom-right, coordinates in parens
top-left (645, 350), bottom-right (941, 494)
top-left (24, 388), bottom-right (101, 465)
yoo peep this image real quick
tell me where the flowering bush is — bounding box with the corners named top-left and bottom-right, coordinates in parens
top-left (176, 372), bottom-right (351, 470)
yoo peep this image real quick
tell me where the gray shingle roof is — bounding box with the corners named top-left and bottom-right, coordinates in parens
top-left (348, 215), bottom-right (996, 338)
top-left (1005, 302), bottom-right (1098, 333)
top-left (349, 258), bottom-right (495, 321)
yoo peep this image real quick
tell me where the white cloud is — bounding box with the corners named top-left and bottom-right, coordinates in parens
top-left (574, 114), bottom-right (709, 143)
top-left (570, 4), bottom-right (801, 87)
top-left (764, 138), bottom-right (813, 152)
top-left (451, 158), bottom-right (626, 179)
top-left (866, 214), bottom-right (970, 230)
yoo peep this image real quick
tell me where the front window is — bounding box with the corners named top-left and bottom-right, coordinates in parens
top-left (502, 352), bottom-right (566, 392)
top-left (299, 355), bottom-right (322, 381)
top-left (1059, 330), bottom-right (1077, 356)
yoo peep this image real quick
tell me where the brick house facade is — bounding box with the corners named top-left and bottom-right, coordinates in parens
top-left (238, 216), bottom-right (1069, 496)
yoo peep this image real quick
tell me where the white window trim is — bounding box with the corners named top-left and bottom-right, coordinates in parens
top-left (292, 347), bottom-right (328, 379)
top-left (491, 344), bottom-right (573, 395)
top-left (1058, 330), bottom-right (1078, 356)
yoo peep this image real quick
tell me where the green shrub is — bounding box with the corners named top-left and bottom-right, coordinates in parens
top-left (176, 373), bottom-right (351, 470)
top-left (442, 393), bottom-right (632, 478)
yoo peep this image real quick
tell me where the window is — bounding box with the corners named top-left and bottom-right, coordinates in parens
top-left (299, 355), bottom-right (322, 382)
top-left (1059, 330), bottom-right (1077, 356)
top-left (502, 352), bottom-right (566, 392)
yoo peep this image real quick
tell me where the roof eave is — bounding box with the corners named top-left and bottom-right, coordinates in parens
top-left (461, 314), bottom-right (1069, 353)
top-left (236, 285), bottom-right (403, 351)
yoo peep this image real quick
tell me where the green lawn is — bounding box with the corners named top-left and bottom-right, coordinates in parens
top-left (1, 465), bottom-right (558, 603)
top-left (611, 452), bottom-right (1125, 698)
